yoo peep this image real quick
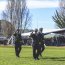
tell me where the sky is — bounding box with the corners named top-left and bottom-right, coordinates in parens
top-left (0, 0), bottom-right (60, 30)
top-left (30, 8), bottom-right (58, 29)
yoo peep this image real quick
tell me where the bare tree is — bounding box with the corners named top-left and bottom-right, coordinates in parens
top-left (52, 10), bottom-right (65, 28)
top-left (2, 0), bottom-right (31, 33)
top-left (52, 0), bottom-right (65, 28)
top-left (0, 20), bottom-right (15, 37)
top-left (22, 8), bottom-right (31, 32)
top-left (59, 0), bottom-right (65, 16)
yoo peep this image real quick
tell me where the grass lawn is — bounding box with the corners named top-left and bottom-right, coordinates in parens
top-left (0, 45), bottom-right (65, 65)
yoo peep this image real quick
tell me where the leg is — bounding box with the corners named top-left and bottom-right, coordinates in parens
top-left (38, 44), bottom-right (42, 56)
top-left (18, 45), bottom-right (22, 56)
top-left (41, 44), bottom-right (45, 54)
top-left (36, 44), bottom-right (40, 60)
top-left (39, 44), bottom-right (45, 57)
top-left (15, 44), bottom-right (19, 57)
top-left (33, 45), bottom-right (36, 59)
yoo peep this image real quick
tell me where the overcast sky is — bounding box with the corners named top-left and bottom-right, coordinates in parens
top-left (27, 0), bottom-right (59, 9)
top-left (0, 0), bottom-right (59, 10)
top-left (0, 0), bottom-right (60, 29)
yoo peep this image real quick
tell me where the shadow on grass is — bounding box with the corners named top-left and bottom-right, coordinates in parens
top-left (42, 57), bottom-right (65, 61)
top-left (18, 56), bottom-right (65, 61)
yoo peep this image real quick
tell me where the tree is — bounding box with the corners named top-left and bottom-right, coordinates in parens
top-left (52, 0), bottom-right (65, 28)
top-left (0, 20), bottom-right (15, 37)
top-left (52, 10), bottom-right (65, 28)
top-left (22, 8), bottom-right (31, 32)
top-left (2, 0), bottom-right (31, 33)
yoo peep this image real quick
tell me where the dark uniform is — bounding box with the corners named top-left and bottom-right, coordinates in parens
top-left (38, 28), bottom-right (45, 57)
top-left (38, 32), bottom-right (45, 56)
top-left (30, 29), bottom-right (40, 60)
top-left (14, 32), bottom-right (22, 57)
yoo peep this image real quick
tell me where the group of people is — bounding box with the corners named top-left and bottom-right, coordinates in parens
top-left (14, 28), bottom-right (45, 60)
top-left (30, 28), bottom-right (45, 60)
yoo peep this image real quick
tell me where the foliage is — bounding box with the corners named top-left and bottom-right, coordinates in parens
top-left (0, 46), bottom-right (65, 65)
top-left (2, 0), bottom-right (31, 32)
top-left (0, 20), bottom-right (15, 37)
top-left (52, 0), bottom-right (65, 28)
top-left (52, 10), bottom-right (65, 28)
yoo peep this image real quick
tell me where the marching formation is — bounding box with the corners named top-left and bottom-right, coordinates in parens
top-left (14, 28), bottom-right (45, 60)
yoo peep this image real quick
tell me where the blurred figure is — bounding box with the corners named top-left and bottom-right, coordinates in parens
top-left (14, 29), bottom-right (22, 57)
top-left (30, 29), bottom-right (40, 60)
top-left (38, 28), bottom-right (45, 57)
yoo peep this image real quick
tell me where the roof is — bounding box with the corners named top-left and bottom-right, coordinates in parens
top-left (21, 28), bottom-right (65, 36)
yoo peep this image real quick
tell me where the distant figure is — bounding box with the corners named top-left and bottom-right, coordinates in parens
top-left (14, 29), bottom-right (22, 57)
top-left (38, 28), bottom-right (45, 57)
top-left (30, 29), bottom-right (40, 60)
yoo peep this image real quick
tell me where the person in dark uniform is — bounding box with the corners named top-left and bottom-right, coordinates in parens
top-left (38, 28), bottom-right (45, 57)
top-left (14, 29), bottom-right (22, 57)
top-left (30, 29), bottom-right (40, 60)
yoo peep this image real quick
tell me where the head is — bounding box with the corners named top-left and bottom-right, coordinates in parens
top-left (39, 28), bottom-right (43, 33)
top-left (16, 29), bottom-right (21, 34)
top-left (35, 29), bottom-right (38, 33)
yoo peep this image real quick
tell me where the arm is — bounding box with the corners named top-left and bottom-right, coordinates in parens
top-left (43, 32), bottom-right (50, 35)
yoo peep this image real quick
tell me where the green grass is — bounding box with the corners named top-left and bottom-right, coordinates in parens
top-left (0, 46), bottom-right (65, 65)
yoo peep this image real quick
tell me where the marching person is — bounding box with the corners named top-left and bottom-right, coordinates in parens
top-left (14, 29), bottom-right (22, 57)
top-left (38, 28), bottom-right (45, 57)
top-left (30, 29), bottom-right (40, 60)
